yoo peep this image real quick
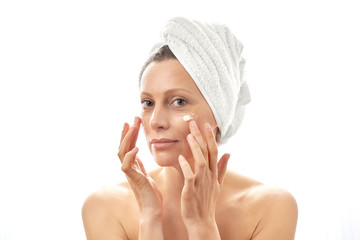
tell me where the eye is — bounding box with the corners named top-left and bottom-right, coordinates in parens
top-left (141, 99), bottom-right (154, 108)
top-left (171, 98), bottom-right (187, 107)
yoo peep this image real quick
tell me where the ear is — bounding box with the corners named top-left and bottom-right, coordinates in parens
top-left (215, 127), bottom-right (221, 144)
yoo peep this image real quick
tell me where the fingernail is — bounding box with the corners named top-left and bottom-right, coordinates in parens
top-left (178, 154), bottom-right (186, 161)
top-left (187, 134), bottom-right (194, 142)
top-left (189, 121), bottom-right (197, 129)
top-left (204, 122), bottom-right (212, 132)
top-left (132, 147), bottom-right (139, 153)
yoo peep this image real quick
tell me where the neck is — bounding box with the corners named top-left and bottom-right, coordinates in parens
top-left (151, 157), bottom-right (195, 206)
top-left (159, 166), bottom-right (185, 204)
top-left (161, 156), bottom-right (195, 196)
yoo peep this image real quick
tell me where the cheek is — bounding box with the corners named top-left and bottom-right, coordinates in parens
top-left (197, 107), bottom-right (217, 130)
top-left (185, 110), bottom-right (216, 132)
top-left (175, 114), bottom-right (192, 139)
top-left (140, 111), bottom-right (191, 142)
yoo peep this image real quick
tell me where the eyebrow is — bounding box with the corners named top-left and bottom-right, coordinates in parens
top-left (140, 88), bottom-right (193, 97)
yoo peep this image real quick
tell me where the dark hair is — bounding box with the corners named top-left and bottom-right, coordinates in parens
top-left (138, 45), bottom-right (177, 85)
top-left (138, 45), bottom-right (222, 143)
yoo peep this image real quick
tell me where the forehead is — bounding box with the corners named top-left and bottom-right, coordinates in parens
top-left (140, 59), bottom-right (200, 95)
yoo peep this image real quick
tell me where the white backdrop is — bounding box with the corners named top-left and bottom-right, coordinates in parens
top-left (1, 0), bottom-right (359, 239)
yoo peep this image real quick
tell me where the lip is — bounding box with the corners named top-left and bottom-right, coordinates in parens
top-left (150, 138), bottom-right (179, 150)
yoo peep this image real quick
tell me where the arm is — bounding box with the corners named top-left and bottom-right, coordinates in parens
top-left (185, 220), bottom-right (222, 240)
top-left (139, 214), bottom-right (164, 240)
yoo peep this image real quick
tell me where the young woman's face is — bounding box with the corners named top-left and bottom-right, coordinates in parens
top-left (140, 59), bottom-right (217, 167)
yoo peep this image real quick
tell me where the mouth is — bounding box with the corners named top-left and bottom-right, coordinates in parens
top-left (150, 138), bottom-right (179, 150)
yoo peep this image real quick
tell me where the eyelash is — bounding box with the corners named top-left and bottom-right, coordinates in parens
top-left (172, 98), bottom-right (187, 107)
top-left (140, 98), bottom-right (187, 109)
top-left (141, 100), bottom-right (154, 108)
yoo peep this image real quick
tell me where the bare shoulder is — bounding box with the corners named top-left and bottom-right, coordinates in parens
top-left (82, 182), bottom-right (134, 214)
top-left (219, 171), bottom-right (298, 239)
top-left (222, 170), bottom-right (297, 209)
top-left (82, 182), bottom-right (138, 240)
top-left (248, 183), bottom-right (298, 239)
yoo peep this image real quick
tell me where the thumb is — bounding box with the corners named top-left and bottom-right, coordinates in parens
top-left (217, 153), bottom-right (230, 185)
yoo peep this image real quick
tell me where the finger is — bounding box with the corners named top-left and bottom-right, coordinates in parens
top-left (132, 117), bottom-right (142, 148)
top-left (189, 121), bottom-right (208, 165)
top-left (118, 117), bottom-right (142, 162)
top-left (217, 153), bottom-right (230, 185)
top-left (121, 147), bottom-right (139, 177)
top-left (136, 156), bottom-right (149, 177)
top-left (187, 133), bottom-right (207, 173)
top-left (126, 117), bottom-right (142, 151)
top-left (120, 123), bottom-right (130, 145)
top-left (204, 122), bottom-right (218, 172)
top-left (178, 155), bottom-right (194, 181)
top-left (178, 155), bottom-right (195, 202)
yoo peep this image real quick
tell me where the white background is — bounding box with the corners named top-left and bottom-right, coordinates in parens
top-left (1, 0), bottom-right (359, 239)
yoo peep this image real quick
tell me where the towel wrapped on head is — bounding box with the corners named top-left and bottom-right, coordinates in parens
top-left (150, 17), bottom-right (251, 143)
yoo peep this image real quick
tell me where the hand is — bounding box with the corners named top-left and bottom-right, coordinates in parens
top-left (118, 117), bottom-right (163, 218)
top-left (178, 121), bottom-right (230, 228)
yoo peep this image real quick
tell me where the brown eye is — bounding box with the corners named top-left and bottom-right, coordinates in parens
top-left (141, 100), bottom-right (154, 108)
top-left (172, 98), bottom-right (187, 107)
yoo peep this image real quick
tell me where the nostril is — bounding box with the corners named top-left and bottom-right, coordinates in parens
top-left (149, 108), bottom-right (169, 130)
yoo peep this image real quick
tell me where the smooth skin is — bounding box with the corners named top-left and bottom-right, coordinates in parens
top-left (82, 59), bottom-right (298, 240)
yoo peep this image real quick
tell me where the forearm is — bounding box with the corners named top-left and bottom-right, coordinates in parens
top-left (139, 215), bottom-right (164, 240)
top-left (186, 220), bottom-right (221, 240)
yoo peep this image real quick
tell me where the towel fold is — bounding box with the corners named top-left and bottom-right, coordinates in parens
top-left (155, 17), bottom-right (251, 143)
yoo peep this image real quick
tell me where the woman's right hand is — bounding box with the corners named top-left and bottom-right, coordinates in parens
top-left (118, 117), bottom-right (163, 218)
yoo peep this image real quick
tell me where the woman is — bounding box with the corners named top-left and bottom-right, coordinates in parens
top-left (82, 17), bottom-right (298, 240)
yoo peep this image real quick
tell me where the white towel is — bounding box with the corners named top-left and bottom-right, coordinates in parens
top-left (154, 17), bottom-right (251, 143)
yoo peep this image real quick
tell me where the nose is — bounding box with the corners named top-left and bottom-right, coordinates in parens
top-left (149, 105), bottom-right (170, 131)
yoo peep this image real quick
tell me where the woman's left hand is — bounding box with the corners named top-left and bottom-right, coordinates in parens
top-left (178, 121), bottom-right (230, 236)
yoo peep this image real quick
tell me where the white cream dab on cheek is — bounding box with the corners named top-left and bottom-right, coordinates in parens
top-left (183, 114), bottom-right (194, 122)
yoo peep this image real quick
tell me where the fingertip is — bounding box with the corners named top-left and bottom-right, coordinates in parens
top-left (204, 122), bottom-right (212, 133)
top-left (223, 153), bottom-right (230, 165)
top-left (189, 120), bottom-right (197, 130)
top-left (134, 116), bottom-right (142, 125)
top-left (187, 133), bottom-right (195, 142)
top-left (223, 155), bottom-right (230, 172)
top-left (178, 155), bottom-right (190, 169)
top-left (122, 122), bottom-right (129, 131)
top-left (178, 154), bottom-right (186, 162)
top-left (132, 146), bottom-right (139, 154)
top-left (138, 116), bottom-right (143, 123)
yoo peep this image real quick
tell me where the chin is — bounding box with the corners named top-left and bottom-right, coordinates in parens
top-left (152, 151), bottom-right (180, 167)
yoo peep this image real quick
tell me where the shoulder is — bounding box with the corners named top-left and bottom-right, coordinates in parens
top-left (223, 171), bottom-right (297, 210)
top-left (83, 182), bottom-right (131, 209)
top-left (247, 184), bottom-right (298, 220)
top-left (82, 182), bottom-right (134, 215)
top-left (82, 182), bottom-right (137, 240)
top-left (249, 184), bottom-right (298, 239)
top-left (221, 171), bottom-right (298, 239)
